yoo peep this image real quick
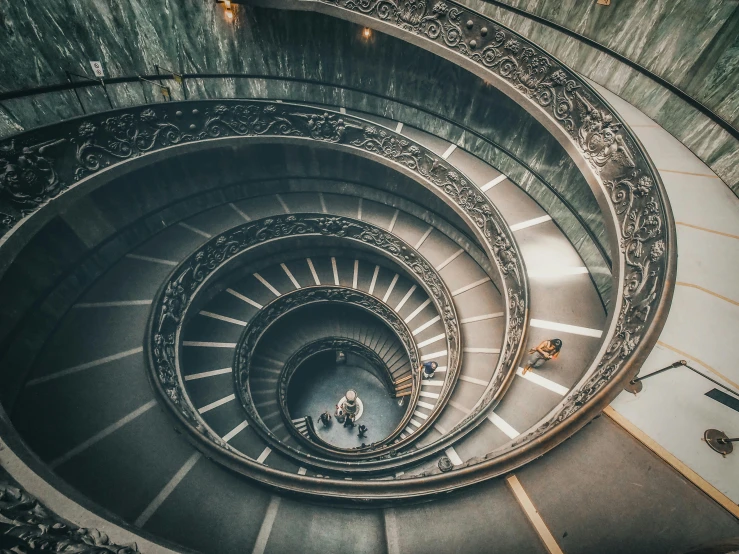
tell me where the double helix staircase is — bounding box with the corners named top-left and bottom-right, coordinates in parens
top-left (8, 127), bottom-right (601, 491)
top-left (1, 98), bottom-right (731, 554)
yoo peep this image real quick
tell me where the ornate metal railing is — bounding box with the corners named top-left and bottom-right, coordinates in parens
top-left (235, 287), bottom-right (424, 461)
top-left (147, 210), bottom-right (502, 472)
top-left (275, 337), bottom-right (411, 452)
top-left (0, 467), bottom-right (141, 554)
top-left (0, 103), bottom-right (527, 443)
top-left (260, 0), bottom-right (675, 463)
top-left (0, 67), bottom-right (675, 502)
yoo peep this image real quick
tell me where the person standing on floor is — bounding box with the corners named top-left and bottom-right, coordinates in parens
top-left (357, 424), bottom-right (368, 438)
top-left (319, 411), bottom-right (332, 427)
top-left (522, 339), bottom-right (562, 374)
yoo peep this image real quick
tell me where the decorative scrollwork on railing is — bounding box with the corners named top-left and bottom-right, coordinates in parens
top-left (312, 0), bottom-right (671, 450)
top-left (228, 237), bottom-right (458, 462)
top-left (4, 101), bottom-right (526, 455)
top-left (0, 470), bottom-right (139, 553)
top-left (233, 287), bottom-right (424, 462)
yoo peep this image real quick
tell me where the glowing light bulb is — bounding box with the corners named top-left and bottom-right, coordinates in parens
top-left (226, 9), bottom-right (233, 20)
top-left (362, 27), bottom-right (371, 39)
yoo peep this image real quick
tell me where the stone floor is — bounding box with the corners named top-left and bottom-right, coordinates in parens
top-left (287, 353), bottom-right (405, 448)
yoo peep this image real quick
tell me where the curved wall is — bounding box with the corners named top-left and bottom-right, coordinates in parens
top-left (462, 0), bottom-right (739, 194)
top-left (0, 4), bottom-right (610, 271)
top-left (0, 142), bottom-right (488, 406)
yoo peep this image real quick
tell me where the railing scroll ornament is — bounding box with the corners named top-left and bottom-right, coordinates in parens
top-left (0, 469), bottom-right (139, 553)
top-left (234, 287), bottom-right (422, 457)
top-left (147, 212), bottom-right (471, 471)
top-left (2, 101), bottom-right (527, 444)
top-left (297, 0), bottom-right (673, 448)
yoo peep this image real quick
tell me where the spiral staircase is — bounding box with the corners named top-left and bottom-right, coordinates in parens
top-left (0, 2), bottom-right (737, 554)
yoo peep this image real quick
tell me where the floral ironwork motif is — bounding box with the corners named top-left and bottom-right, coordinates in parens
top-left (0, 473), bottom-right (139, 553)
top-left (0, 138), bottom-right (67, 215)
top-left (148, 213), bottom-right (467, 468)
top-left (322, 0), bottom-right (669, 447)
top-left (232, 286), bottom-right (425, 461)
top-left (1, 102), bottom-right (525, 430)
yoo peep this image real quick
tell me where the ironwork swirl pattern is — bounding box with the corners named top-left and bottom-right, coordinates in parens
top-left (0, 102), bottom-right (526, 431)
top-left (0, 468), bottom-right (139, 553)
top-left (147, 213), bottom-right (466, 469)
top-left (244, 309), bottom-right (417, 457)
top-left (0, 48), bottom-right (673, 488)
top-left (309, 0), bottom-right (673, 447)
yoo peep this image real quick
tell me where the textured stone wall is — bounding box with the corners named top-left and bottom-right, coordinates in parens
top-left (463, 0), bottom-right (739, 193)
top-left (0, 3), bottom-right (611, 291)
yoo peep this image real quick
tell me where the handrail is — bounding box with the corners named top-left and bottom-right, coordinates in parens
top-left (627, 360), bottom-right (739, 397)
top-left (236, 288), bottom-right (424, 463)
top-left (0, 72), bottom-right (611, 273)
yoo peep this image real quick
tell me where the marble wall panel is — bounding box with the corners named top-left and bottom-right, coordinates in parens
top-left (462, 0), bottom-right (739, 193)
top-left (0, 5), bottom-right (616, 260)
top-left (496, 0), bottom-right (736, 92)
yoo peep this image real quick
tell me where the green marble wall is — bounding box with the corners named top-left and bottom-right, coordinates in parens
top-left (462, 0), bottom-right (739, 193)
top-left (0, 2), bottom-right (618, 304)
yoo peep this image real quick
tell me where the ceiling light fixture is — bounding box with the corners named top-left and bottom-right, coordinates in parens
top-left (362, 27), bottom-right (372, 39)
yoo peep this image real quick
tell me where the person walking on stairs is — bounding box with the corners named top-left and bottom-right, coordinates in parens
top-left (419, 360), bottom-right (438, 380)
top-left (523, 339), bottom-right (562, 374)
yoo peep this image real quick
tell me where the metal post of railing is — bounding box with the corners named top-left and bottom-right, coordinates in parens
top-left (100, 80), bottom-right (114, 110)
top-left (65, 71), bottom-right (86, 114)
top-left (704, 429), bottom-right (737, 457)
top-left (155, 64), bottom-right (187, 99)
top-left (66, 70), bottom-right (113, 110)
top-left (627, 361), bottom-right (739, 457)
top-left (138, 76), bottom-right (172, 102)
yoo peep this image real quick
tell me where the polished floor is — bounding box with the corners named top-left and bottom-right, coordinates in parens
top-left (288, 353), bottom-right (405, 448)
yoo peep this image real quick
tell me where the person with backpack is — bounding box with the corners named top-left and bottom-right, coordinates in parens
top-left (522, 339), bottom-right (562, 374)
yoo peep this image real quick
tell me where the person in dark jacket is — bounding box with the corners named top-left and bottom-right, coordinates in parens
top-left (419, 360), bottom-right (438, 379)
